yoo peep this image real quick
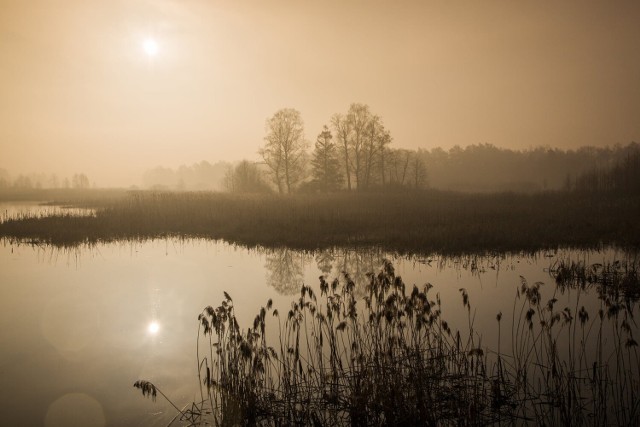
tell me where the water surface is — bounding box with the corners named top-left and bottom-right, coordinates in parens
top-left (0, 204), bottom-right (636, 425)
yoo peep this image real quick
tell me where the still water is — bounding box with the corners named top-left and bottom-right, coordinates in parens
top-left (0, 201), bottom-right (95, 224)
top-left (0, 204), bottom-right (636, 426)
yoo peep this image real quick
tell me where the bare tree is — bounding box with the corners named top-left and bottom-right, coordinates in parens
top-left (334, 103), bottom-right (393, 190)
top-left (377, 128), bottom-right (392, 187)
top-left (346, 103), bottom-right (370, 189)
top-left (260, 108), bottom-right (307, 194)
top-left (389, 148), bottom-right (412, 186)
top-left (361, 116), bottom-right (391, 188)
top-left (409, 151), bottom-right (428, 189)
top-left (331, 113), bottom-right (352, 191)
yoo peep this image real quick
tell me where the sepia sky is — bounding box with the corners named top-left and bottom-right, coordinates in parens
top-left (1, 0), bottom-right (639, 186)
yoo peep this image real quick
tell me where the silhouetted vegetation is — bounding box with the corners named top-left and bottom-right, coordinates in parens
top-left (1, 189), bottom-right (638, 253)
top-left (573, 149), bottom-right (640, 194)
top-left (222, 160), bottom-right (271, 194)
top-left (308, 125), bottom-right (343, 193)
top-left (3, 142), bottom-right (637, 194)
top-left (260, 108), bottom-right (308, 194)
top-left (421, 142), bottom-right (640, 193)
top-left (552, 258), bottom-right (640, 301)
top-left (0, 170), bottom-right (93, 190)
top-left (330, 103), bottom-right (393, 191)
top-left (134, 260), bottom-right (640, 425)
top-left (251, 105), bottom-right (639, 194)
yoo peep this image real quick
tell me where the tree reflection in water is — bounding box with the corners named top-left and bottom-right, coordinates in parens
top-left (264, 248), bottom-right (305, 295)
top-left (314, 249), bottom-right (334, 276)
top-left (265, 247), bottom-right (387, 296)
top-left (333, 248), bottom-right (385, 297)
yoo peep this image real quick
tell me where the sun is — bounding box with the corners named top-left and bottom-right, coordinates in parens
top-left (142, 38), bottom-right (159, 57)
top-left (147, 321), bottom-right (160, 335)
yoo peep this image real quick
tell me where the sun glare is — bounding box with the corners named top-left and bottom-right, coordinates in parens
top-left (147, 321), bottom-right (160, 335)
top-left (142, 38), bottom-right (159, 57)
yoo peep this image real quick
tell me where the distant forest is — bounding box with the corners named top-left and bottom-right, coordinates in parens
top-left (1, 143), bottom-right (638, 194)
top-left (0, 171), bottom-right (92, 190)
top-left (421, 142), bottom-right (640, 193)
top-left (141, 161), bottom-right (230, 191)
top-left (140, 141), bottom-right (639, 194)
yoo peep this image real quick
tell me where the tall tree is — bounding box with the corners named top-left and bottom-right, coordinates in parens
top-left (377, 128), bottom-right (392, 187)
top-left (361, 116), bottom-right (391, 188)
top-left (331, 113), bottom-right (352, 190)
top-left (346, 103), bottom-right (370, 189)
top-left (409, 151), bottom-right (428, 189)
top-left (311, 125), bottom-right (343, 192)
top-left (334, 103), bottom-right (393, 190)
top-left (388, 148), bottom-right (412, 186)
top-left (260, 108), bottom-right (307, 194)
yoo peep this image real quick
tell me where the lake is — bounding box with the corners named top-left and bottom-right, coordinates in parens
top-left (0, 203), bottom-right (637, 426)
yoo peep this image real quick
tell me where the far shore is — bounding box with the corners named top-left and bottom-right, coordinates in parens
top-left (1, 188), bottom-right (638, 255)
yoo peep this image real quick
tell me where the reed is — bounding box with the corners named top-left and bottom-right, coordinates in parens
top-left (2, 189), bottom-right (639, 254)
top-left (135, 259), bottom-right (639, 426)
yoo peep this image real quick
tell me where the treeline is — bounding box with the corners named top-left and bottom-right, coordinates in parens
top-left (3, 105), bottom-right (637, 194)
top-left (421, 142), bottom-right (640, 193)
top-left (156, 140), bottom-right (640, 193)
top-left (0, 170), bottom-right (92, 190)
top-left (226, 104), bottom-right (640, 194)
top-left (227, 104), bottom-right (428, 195)
top-left (142, 160), bottom-right (230, 191)
top-left (572, 148), bottom-right (640, 194)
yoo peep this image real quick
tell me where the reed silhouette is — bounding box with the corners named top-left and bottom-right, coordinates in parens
top-left (134, 259), bottom-right (639, 426)
top-left (1, 190), bottom-right (639, 254)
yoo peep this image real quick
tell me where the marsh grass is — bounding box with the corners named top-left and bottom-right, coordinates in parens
top-left (135, 259), bottom-right (639, 426)
top-left (2, 190), bottom-right (639, 254)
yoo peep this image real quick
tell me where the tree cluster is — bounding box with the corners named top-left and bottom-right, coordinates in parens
top-left (259, 108), bottom-right (308, 194)
top-left (572, 146), bottom-right (640, 194)
top-left (0, 170), bottom-right (92, 189)
top-left (429, 143), bottom-right (639, 193)
top-left (257, 104), bottom-right (428, 194)
top-left (222, 160), bottom-right (271, 194)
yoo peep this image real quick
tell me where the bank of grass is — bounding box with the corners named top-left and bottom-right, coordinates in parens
top-left (1, 189), bottom-right (639, 254)
top-left (135, 259), bottom-right (640, 426)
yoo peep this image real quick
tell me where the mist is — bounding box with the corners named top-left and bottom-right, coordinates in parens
top-left (2, 2), bottom-right (640, 426)
top-left (2, 0), bottom-right (640, 187)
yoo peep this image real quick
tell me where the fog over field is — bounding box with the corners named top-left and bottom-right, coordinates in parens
top-left (2, 0), bottom-right (640, 187)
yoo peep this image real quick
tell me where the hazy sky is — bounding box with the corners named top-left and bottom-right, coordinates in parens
top-left (1, 0), bottom-right (639, 186)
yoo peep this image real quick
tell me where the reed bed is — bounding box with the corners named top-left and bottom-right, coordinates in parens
top-left (135, 259), bottom-right (640, 426)
top-left (2, 190), bottom-right (639, 254)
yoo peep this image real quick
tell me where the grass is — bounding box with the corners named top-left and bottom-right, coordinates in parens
top-left (135, 259), bottom-right (640, 426)
top-left (1, 189), bottom-right (639, 254)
